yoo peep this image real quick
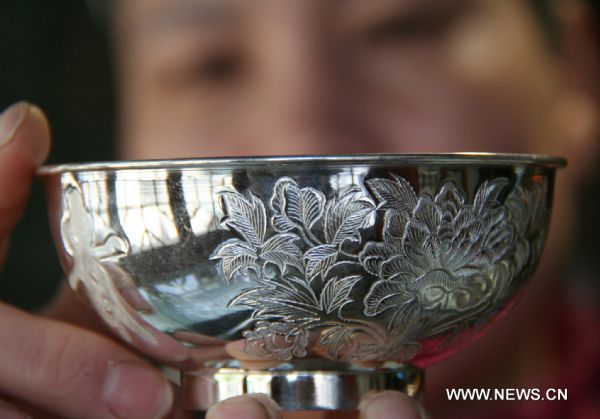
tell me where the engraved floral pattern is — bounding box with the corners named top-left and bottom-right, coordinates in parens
top-left (361, 178), bottom-right (515, 341)
top-left (61, 180), bottom-right (157, 345)
top-left (211, 175), bottom-right (548, 361)
top-left (211, 178), bottom-right (378, 359)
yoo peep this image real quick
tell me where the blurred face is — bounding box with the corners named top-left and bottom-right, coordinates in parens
top-left (116, 0), bottom-right (584, 160)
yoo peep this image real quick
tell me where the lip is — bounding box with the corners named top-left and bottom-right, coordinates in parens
top-left (37, 152), bottom-right (567, 175)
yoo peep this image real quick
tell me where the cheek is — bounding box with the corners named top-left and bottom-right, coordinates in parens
top-left (357, 71), bottom-right (536, 154)
top-left (356, 0), bottom-right (561, 155)
top-left (121, 85), bottom-right (249, 159)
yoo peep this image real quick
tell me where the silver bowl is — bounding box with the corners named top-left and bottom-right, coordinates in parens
top-left (39, 153), bottom-right (565, 411)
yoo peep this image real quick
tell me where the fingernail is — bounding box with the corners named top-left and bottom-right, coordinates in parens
top-left (0, 102), bottom-right (28, 148)
top-left (206, 394), bottom-right (281, 419)
top-left (359, 391), bottom-right (424, 419)
top-left (28, 105), bottom-right (51, 164)
top-left (103, 361), bottom-right (174, 419)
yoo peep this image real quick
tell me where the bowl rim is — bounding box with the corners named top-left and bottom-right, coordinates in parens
top-left (37, 152), bottom-right (567, 175)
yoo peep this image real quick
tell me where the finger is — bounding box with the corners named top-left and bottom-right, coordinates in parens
top-left (206, 394), bottom-right (282, 419)
top-left (164, 382), bottom-right (194, 419)
top-left (0, 398), bottom-right (32, 419)
top-left (0, 102), bottom-right (50, 242)
top-left (39, 281), bottom-right (110, 334)
top-left (0, 303), bottom-right (173, 419)
top-left (359, 391), bottom-right (428, 419)
top-left (224, 341), bottom-right (281, 370)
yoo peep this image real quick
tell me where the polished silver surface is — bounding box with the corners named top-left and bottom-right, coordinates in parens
top-left (38, 152), bottom-right (566, 174)
top-left (39, 153), bottom-right (564, 410)
top-left (182, 361), bottom-right (423, 411)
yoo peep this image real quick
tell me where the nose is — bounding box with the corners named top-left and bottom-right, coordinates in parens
top-left (248, 5), bottom-right (381, 155)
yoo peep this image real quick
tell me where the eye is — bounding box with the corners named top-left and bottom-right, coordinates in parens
top-left (172, 49), bottom-right (246, 89)
top-left (191, 51), bottom-right (244, 83)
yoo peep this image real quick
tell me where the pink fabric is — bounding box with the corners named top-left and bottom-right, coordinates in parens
top-left (459, 301), bottom-right (600, 418)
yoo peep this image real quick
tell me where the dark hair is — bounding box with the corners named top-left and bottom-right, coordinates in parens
top-left (86, 0), bottom-right (113, 25)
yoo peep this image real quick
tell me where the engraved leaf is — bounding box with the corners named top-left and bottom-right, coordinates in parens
top-left (359, 242), bottom-right (395, 276)
top-left (435, 181), bottom-right (465, 222)
top-left (319, 325), bottom-right (355, 359)
top-left (319, 275), bottom-right (362, 314)
top-left (219, 191), bottom-right (267, 248)
top-left (304, 244), bottom-right (339, 281)
top-left (413, 195), bottom-right (442, 232)
top-left (388, 303), bottom-right (422, 338)
top-left (260, 233), bottom-right (303, 272)
top-left (210, 238), bottom-right (259, 282)
top-left (506, 187), bottom-right (530, 235)
top-left (380, 252), bottom-right (427, 282)
top-left (363, 279), bottom-right (414, 317)
top-left (366, 174), bottom-right (417, 212)
top-left (473, 178), bottom-right (509, 213)
top-left (506, 183), bottom-right (549, 238)
top-left (324, 186), bottom-right (376, 245)
top-left (230, 276), bottom-right (319, 321)
top-left (300, 188), bottom-right (327, 229)
top-left (382, 209), bottom-right (409, 244)
top-left (270, 177), bottom-right (325, 233)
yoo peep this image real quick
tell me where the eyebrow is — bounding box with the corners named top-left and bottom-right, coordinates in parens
top-left (142, 0), bottom-right (240, 36)
top-left (378, 0), bottom-right (475, 32)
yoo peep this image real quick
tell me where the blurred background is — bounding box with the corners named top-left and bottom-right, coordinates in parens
top-left (0, 0), bottom-right (115, 308)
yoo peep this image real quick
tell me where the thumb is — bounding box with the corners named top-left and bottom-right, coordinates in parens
top-left (0, 102), bottom-right (50, 263)
top-left (206, 394), bottom-right (282, 419)
top-left (359, 391), bottom-right (429, 419)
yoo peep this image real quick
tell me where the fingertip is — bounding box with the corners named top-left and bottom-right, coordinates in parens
top-left (0, 101), bottom-right (51, 168)
top-left (206, 394), bottom-right (281, 419)
top-left (224, 340), bottom-right (247, 359)
top-left (0, 102), bottom-right (28, 148)
top-left (0, 102), bottom-right (52, 237)
top-left (359, 391), bottom-right (426, 419)
top-left (225, 339), bottom-right (248, 358)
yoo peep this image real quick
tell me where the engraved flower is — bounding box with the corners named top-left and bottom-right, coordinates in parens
top-left (362, 178), bottom-right (515, 337)
top-left (243, 321), bottom-right (309, 360)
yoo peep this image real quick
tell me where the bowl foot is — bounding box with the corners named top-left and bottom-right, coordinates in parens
top-left (181, 360), bottom-right (423, 411)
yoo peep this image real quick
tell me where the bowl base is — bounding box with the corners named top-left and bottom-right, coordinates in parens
top-left (181, 360), bottom-right (423, 411)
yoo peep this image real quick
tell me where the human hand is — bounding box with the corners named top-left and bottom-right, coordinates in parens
top-left (0, 102), bottom-right (178, 419)
top-left (205, 391), bottom-right (428, 419)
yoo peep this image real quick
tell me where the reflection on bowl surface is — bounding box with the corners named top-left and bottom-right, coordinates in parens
top-left (40, 154), bottom-right (564, 369)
